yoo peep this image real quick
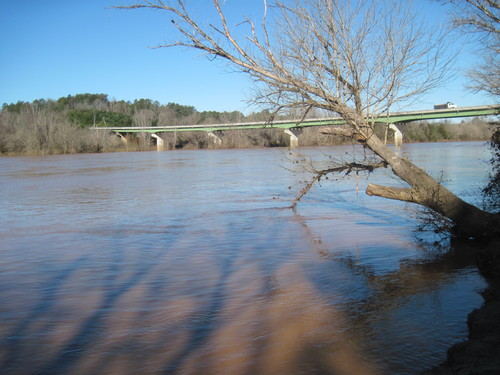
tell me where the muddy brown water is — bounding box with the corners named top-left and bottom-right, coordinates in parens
top-left (0, 142), bottom-right (490, 374)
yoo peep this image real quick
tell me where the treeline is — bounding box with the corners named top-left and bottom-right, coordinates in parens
top-left (0, 93), bottom-right (269, 154)
top-left (1, 93), bottom-right (246, 128)
top-left (395, 119), bottom-right (494, 143)
top-left (0, 93), bottom-right (495, 155)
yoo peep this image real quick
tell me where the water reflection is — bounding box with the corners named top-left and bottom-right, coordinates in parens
top-left (0, 144), bottom-right (488, 375)
top-left (0, 209), bottom-right (483, 375)
top-left (293, 210), bottom-right (484, 374)
top-left (1, 211), bottom-right (381, 375)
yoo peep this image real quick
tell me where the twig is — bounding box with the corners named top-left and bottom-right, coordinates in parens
top-left (290, 161), bottom-right (387, 208)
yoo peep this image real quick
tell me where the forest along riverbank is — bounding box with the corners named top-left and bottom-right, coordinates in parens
top-left (0, 92), bottom-right (495, 155)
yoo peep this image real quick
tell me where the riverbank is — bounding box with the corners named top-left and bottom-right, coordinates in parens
top-left (1, 114), bottom-right (494, 156)
top-left (1, 136), bottom-right (494, 158)
top-left (424, 240), bottom-right (500, 374)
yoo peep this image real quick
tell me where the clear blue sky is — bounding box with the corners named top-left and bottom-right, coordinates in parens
top-left (0, 0), bottom-right (493, 114)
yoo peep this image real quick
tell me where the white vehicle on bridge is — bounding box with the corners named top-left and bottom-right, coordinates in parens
top-left (434, 102), bottom-right (458, 109)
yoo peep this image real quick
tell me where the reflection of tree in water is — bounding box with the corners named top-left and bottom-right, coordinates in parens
top-left (294, 210), bottom-right (483, 373)
top-left (0, 209), bottom-right (483, 375)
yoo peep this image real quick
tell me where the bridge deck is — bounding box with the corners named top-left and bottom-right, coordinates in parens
top-left (94, 104), bottom-right (499, 133)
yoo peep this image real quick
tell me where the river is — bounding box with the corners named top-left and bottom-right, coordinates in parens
top-left (0, 142), bottom-right (491, 375)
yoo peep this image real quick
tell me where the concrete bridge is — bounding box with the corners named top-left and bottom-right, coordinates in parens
top-left (95, 104), bottom-right (499, 150)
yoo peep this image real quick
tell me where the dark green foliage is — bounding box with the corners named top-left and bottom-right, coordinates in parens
top-left (131, 98), bottom-right (160, 112)
top-left (400, 120), bottom-right (491, 143)
top-left (424, 124), bottom-right (442, 141)
top-left (55, 93), bottom-right (109, 111)
top-left (437, 124), bottom-right (449, 139)
top-left (197, 110), bottom-right (244, 124)
top-left (483, 122), bottom-right (500, 213)
top-left (165, 102), bottom-right (196, 117)
top-left (68, 109), bottom-right (133, 128)
top-left (2, 101), bottom-right (30, 113)
top-left (198, 111), bottom-right (222, 123)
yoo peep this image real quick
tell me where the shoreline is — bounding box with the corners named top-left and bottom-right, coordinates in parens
top-left (0, 138), bottom-right (491, 158)
top-left (423, 240), bottom-right (500, 374)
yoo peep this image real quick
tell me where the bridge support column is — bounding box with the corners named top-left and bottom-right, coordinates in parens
top-left (151, 133), bottom-right (165, 151)
top-left (207, 131), bottom-right (224, 146)
top-left (385, 124), bottom-right (403, 146)
top-left (284, 128), bottom-right (303, 148)
top-left (116, 133), bottom-right (128, 144)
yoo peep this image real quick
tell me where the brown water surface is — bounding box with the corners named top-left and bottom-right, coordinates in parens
top-left (0, 142), bottom-right (489, 374)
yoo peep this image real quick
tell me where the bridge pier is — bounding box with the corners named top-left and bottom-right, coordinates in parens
top-left (207, 131), bottom-right (223, 146)
top-left (385, 124), bottom-right (403, 146)
top-left (284, 128), bottom-right (303, 148)
top-left (151, 133), bottom-right (165, 151)
top-left (116, 133), bottom-right (128, 144)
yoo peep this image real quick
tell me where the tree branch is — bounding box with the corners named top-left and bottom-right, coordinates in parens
top-left (318, 126), bottom-right (368, 142)
top-left (118, 0), bottom-right (498, 239)
top-left (291, 161), bottom-right (387, 208)
top-left (366, 183), bottom-right (420, 203)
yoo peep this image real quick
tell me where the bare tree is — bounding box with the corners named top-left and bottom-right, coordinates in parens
top-left (133, 108), bottom-right (157, 127)
top-left (119, 0), bottom-right (499, 239)
top-left (439, 1), bottom-right (500, 217)
top-left (441, 0), bottom-right (500, 96)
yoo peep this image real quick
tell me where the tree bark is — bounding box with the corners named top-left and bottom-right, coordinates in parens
top-left (120, 0), bottom-right (499, 242)
top-left (363, 133), bottom-right (500, 240)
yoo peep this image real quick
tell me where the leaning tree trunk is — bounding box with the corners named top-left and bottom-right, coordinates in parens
top-left (364, 133), bottom-right (499, 240)
top-left (320, 122), bottom-right (499, 240)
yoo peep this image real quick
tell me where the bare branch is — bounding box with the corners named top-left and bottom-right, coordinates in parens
top-left (318, 126), bottom-right (368, 142)
top-left (443, 0), bottom-right (500, 36)
top-left (119, 0), bottom-right (497, 238)
top-left (291, 161), bottom-right (387, 208)
top-left (440, 0), bottom-right (500, 98)
top-left (366, 183), bottom-right (419, 203)
top-left (119, 0), bottom-right (456, 125)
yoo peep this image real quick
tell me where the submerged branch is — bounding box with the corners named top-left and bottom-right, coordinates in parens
top-left (291, 161), bottom-right (387, 208)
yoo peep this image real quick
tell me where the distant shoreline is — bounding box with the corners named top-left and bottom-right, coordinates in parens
top-left (0, 136), bottom-right (493, 158)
